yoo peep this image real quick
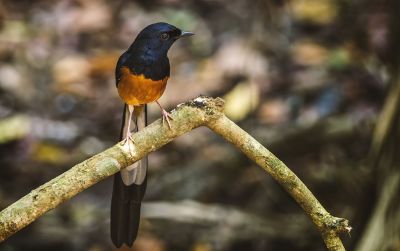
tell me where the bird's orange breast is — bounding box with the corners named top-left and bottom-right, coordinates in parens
top-left (117, 67), bottom-right (169, 106)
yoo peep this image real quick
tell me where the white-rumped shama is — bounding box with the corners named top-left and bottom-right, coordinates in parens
top-left (111, 22), bottom-right (194, 248)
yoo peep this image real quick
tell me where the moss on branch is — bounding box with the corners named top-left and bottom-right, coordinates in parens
top-left (0, 96), bottom-right (349, 250)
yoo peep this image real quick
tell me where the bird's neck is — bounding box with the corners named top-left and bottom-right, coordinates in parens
top-left (129, 40), bottom-right (168, 60)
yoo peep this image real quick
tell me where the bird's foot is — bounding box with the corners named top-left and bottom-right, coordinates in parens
top-left (161, 109), bottom-right (173, 129)
top-left (120, 133), bottom-right (135, 156)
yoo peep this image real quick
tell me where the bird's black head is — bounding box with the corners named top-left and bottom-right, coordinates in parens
top-left (131, 22), bottom-right (194, 57)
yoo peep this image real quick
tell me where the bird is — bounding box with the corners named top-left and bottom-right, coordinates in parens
top-left (110, 22), bottom-right (194, 248)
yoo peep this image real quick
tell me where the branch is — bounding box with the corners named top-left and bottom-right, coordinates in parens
top-left (0, 96), bottom-right (350, 250)
top-left (142, 200), bottom-right (309, 248)
top-left (207, 112), bottom-right (351, 250)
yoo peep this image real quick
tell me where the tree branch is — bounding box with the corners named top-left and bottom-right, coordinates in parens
top-left (0, 96), bottom-right (350, 250)
top-left (142, 200), bottom-right (310, 248)
top-left (207, 114), bottom-right (351, 250)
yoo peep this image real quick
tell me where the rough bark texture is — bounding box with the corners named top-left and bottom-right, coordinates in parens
top-left (208, 115), bottom-right (350, 250)
top-left (0, 96), bottom-right (349, 250)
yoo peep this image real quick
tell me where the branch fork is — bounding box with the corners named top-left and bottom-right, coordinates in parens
top-left (0, 96), bottom-right (350, 250)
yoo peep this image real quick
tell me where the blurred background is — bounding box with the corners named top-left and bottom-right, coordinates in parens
top-left (0, 0), bottom-right (399, 250)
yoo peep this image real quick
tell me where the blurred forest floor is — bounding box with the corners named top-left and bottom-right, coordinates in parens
top-left (0, 0), bottom-right (399, 251)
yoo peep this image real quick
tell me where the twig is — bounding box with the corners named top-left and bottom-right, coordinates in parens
top-left (208, 112), bottom-right (350, 250)
top-left (0, 96), bottom-right (350, 250)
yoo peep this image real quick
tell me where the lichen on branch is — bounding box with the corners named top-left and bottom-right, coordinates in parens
top-left (0, 96), bottom-right (349, 250)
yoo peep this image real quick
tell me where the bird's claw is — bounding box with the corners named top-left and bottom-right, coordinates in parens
top-left (161, 109), bottom-right (173, 129)
top-left (120, 133), bottom-right (135, 156)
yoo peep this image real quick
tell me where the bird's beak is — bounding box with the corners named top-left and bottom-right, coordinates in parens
top-left (179, 31), bottom-right (195, 38)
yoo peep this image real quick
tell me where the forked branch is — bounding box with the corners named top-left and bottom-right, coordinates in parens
top-left (0, 96), bottom-right (350, 250)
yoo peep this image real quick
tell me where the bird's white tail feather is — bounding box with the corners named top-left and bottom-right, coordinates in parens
top-left (121, 105), bottom-right (147, 185)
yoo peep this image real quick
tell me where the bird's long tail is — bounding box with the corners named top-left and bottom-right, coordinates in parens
top-left (111, 104), bottom-right (147, 248)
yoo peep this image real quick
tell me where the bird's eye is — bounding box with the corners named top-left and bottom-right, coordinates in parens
top-left (160, 33), bottom-right (169, 40)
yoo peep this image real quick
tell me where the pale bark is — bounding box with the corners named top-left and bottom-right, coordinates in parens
top-left (0, 96), bottom-right (350, 250)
